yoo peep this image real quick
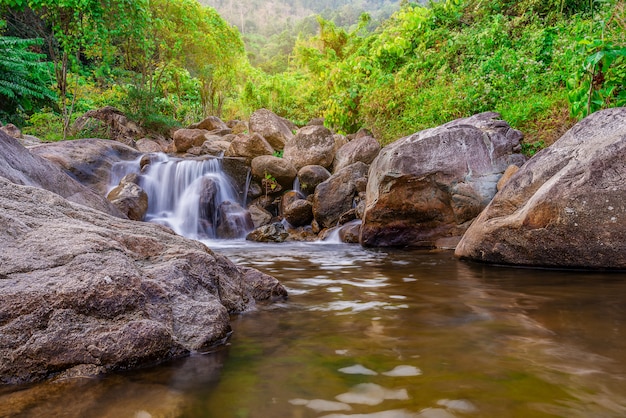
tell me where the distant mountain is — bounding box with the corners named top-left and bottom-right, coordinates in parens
top-left (199, 0), bottom-right (401, 36)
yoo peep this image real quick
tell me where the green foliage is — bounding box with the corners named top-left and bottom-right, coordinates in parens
top-left (0, 36), bottom-right (56, 116)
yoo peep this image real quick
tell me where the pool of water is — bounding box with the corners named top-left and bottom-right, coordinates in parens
top-left (2, 242), bottom-right (626, 418)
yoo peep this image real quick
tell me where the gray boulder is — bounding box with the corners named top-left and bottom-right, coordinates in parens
top-left (0, 178), bottom-right (286, 385)
top-left (455, 107), bottom-right (626, 269)
top-left (30, 137), bottom-right (142, 196)
top-left (284, 125), bottom-right (335, 170)
top-left (333, 135), bottom-right (380, 173)
top-left (313, 162), bottom-right (369, 229)
top-left (226, 133), bottom-right (274, 160)
top-left (249, 109), bottom-right (294, 150)
top-left (0, 132), bottom-right (124, 217)
top-left (361, 112), bottom-right (526, 248)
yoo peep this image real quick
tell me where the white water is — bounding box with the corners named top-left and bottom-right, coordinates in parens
top-left (109, 154), bottom-right (252, 240)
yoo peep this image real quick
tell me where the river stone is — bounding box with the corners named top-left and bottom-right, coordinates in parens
top-left (0, 132), bottom-right (123, 217)
top-left (333, 135), bottom-right (381, 173)
top-left (215, 201), bottom-right (254, 239)
top-left (249, 109), bottom-right (294, 150)
top-left (135, 138), bottom-right (164, 153)
top-left (284, 125), bottom-right (336, 170)
top-left (361, 112), bottom-right (526, 248)
top-left (313, 162), bottom-right (369, 229)
top-left (284, 199), bottom-right (314, 227)
top-left (455, 107), bottom-right (626, 269)
top-left (193, 116), bottom-right (230, 132)
top-left (107, 174), bottom-right (149, 221)
top-left (0, 177), bottom-right (286, 385)
top-left (30, 137), bottom-right (142, 196)
top-left (226, 133), bottom-right (274, 160)
top-left (173, 128), bottom-right (211, 153)
top-left (297, 165), bottom-right (331, 196)
top-left (248, 204), bottom-right (273, 228)
top-left (251, 155), bottom-right (297, 188)
top-left (246, 222), bottom-right (289, 243)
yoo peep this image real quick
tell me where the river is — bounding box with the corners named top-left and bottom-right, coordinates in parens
top-left (2, 241), bottom-right (626, 418)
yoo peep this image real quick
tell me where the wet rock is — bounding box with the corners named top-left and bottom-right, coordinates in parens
top-left (283, 125), bottom-right (335, 170)
top-left (338, 220), bottom-right (362, 243)
top-left (215, 201), bottom-right (253, 239)
top-left (0, 132), bottom-right (123, 217)
top-left (0, 177), bottom-right (286, 385)
top-left (249, 109), bottom-right (294, 150)
top-left (456, 107), bottom-right (626, 269)
top-left (246, 222), bottom-right (289, 243)
top-left (313, 162), bottom-right (369, 229)
top-left (284, 199), bottom-right (314, 227)
top-left (333, 134), bottom-right (380, 173)
top-left (361, 112), bottom-right (526, 248)
top-left (297, 165), bottom-right (331, 196)
top-left (107, 174), bottom-right (149, 221)
top-left (248, 204), bottom-right (273, 228)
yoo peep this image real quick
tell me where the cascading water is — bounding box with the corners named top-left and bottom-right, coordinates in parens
top-left (109, 153), bottom-right (252, 240)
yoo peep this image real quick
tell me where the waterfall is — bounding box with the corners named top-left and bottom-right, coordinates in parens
top-left (109, 154), bottom-right (252, 240)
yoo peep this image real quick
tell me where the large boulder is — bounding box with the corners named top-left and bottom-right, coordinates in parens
top-left (173, 129), bottom-right (211, 153)
top-left (251, 155), bottom-right (297, 188)
top-left (248, 109), bottom-right (294, 150)
top-left (30, 137), bottom-right (142, 196)
top-left (313, 162), bottom-right (369, 229)
top-left (284, 125), bottom-right (335, 170)
top-left (193, 116), bottom-right (230, 133)
top-left (226, 133), bottom-right (274, 160)
top-left (0, 132), bottom-right (123, 217)
top-left (0, 177), bottom-right (286, 385)
top-left (107, 173), bottom-right (149, 221)
top-left (246, 222), bottom-right (289, 243)
top-left (361, 112), bottom-right (525, 248)
top-left (455, 108), bottom-right (626, 269)
top-left (297, 165), bottom-right (331, 196)
top-left (333, 135), bottom-right (381, 173)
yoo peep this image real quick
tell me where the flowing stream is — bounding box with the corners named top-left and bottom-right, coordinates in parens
top-left (2, 159), bottom-right (626, 417)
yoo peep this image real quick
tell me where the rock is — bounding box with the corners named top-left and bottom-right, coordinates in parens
top-left (284, 199), bottom-right (314, 227)
top-left (307, 118), bottom-right (325, 126)
top-left (497, 164), bottom-right (520, 191)
top-left (0, 177), bottom-right (286, 385)
top-left (361, 112), bottom-right (526, 248)
top-left (455, 107), bottom-right (626, 269)
top-left (333, 135), bottom-right (381, 173)
top-left (239, 267), bottom-right (289, 302)
top-left (202, 140), bottom-right (231, 156)
top-left (107, 174), bottom-right (149, 221)
top-left (229, 120), bottom-right (248, 135)
top-left (338, 220), bottom-right (362, 243)
top-left (333, 134), bottom-right (349, 153)
top-left (71, 106), bottom-right (144, 146)
top-left (135, 138), bottom-right (164, 153)
top-left (0, 123), bottom-right (22, 138)
top-left (173, 129), bottom-right (211, 153)
top-left (30, 138), bottom-right (142, 196)
top-left (0, 132), bottom-right (124, 217)
top-left (280, 190), bottom-right (305, 214)
top-left (215, 201), bottom-right (253, 239)
top-left (283, 125), bottom-right (335, 170)
top-left (297, 165), bottom-right (331, 196)
top-left (251, 155), bottom-right (297, 188)
top-left (249, 109), bottom-right (294, 150)
top-left (226, 133), bottom-right (274, 160)
top-left (248, 204), bottom-right (273, 228)
top-left (246, 222), bottom-right (289, 243)
top-left (193, 116), bottom-right (230, 132)
top-left (313, 162), bottom-right (369, 229)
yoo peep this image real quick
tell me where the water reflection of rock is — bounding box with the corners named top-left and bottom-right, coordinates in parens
top-left (0, 350), bottom-right (229, 418)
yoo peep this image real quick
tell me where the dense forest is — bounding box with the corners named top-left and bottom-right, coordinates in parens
top-left (0, 0), bottom-right (624, 150)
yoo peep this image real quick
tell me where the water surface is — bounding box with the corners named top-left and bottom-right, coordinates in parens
top-left (2, 242), bottom-right (626, 418)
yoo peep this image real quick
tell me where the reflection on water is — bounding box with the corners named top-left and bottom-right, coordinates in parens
top-left (2, 242), bottom-right (626, 418)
